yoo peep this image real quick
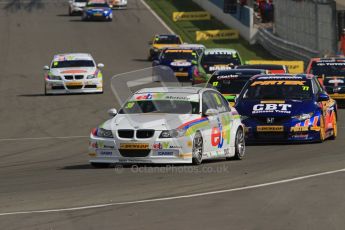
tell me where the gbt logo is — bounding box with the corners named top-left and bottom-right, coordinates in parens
top-left (253, 104), bottom-right (291, 111)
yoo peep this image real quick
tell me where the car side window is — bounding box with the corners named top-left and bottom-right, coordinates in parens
top-left (312, 78), bottom-right (322, 95)
top-left (202, 91), bottom-right (217, 115)
top-left (211, 92), bottom-right (230, 113)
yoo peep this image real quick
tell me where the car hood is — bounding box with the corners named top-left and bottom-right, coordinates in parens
top-left (50, 67), bottom-right (96, 75)
top-left (102, 113), bottom-right (202, 131)
top-left (235, 99), bottom-right (316, 117)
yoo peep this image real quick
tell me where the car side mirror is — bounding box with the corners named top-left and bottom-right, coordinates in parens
top-left (97, 63), bottom-right (104, 68)
top-left (108, 108), bottom-right (117, 117)
top-left (205, 108), bottom-right (219, 116)
top-left (317, 93), bottom-right (329, 102)
top-left (43, 65), bottom-right (50, 70)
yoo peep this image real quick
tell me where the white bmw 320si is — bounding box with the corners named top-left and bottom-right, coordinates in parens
top-left (44, 53), bottom-right (104, 95)
top-left (89, 87), bottom-right (245, 167)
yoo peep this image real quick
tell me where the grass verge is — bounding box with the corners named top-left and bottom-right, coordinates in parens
top-left (144, 0), bottom-right (275, 61)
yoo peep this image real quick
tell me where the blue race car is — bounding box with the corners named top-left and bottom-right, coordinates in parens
top-left (82, 1), bottom-right (112, 21)
top-left (235, 74), bottom-right (338, 143)
top-left (153, 47), bottom-right (199, 82)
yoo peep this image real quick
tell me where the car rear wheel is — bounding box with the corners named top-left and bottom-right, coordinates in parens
top-left (229, 128), bottom-right (245, 160)
top-left (91, 162), bottom-right (110, 168)
top-left (192, 132), bottom-right (203, 165)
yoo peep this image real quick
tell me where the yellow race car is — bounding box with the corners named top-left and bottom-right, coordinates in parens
top-left (148, 34), bottom-right (183, 61)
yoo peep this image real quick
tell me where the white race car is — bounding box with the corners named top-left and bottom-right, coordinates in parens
top-left (89, 87), bottom-right (245, 167)
top-left (109, 0), bottom-right (127, 9)
top-left (68, 0), bottom-right (87, 15)
top-left (44, 53), bottom-right (104, 95)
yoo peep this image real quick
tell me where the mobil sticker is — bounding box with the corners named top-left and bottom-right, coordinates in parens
top-left (252, 103), bottom-right (292, 114)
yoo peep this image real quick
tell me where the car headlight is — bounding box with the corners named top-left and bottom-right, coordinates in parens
top-left (159, 129), bottom-right (186, 138)
top-left (48, 75), bottom-right (62, 80)
top-left (96, 128), bottom-right (114, 138)
top-left (292, 112), bottom-right (314, 121)
top-left (87, 74), bottom-right (96, 79)
top-left (104, 10), bottom-right (109, 14)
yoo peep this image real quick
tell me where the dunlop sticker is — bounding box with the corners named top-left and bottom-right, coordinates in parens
top-left (245, 60), bottom-right (304, 74)
top-left (196, 30), bottom-right (239, 41)
top-left (172, 11), bottom-right (211, 22)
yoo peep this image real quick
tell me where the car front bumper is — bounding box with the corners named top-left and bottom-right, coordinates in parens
top-left (89, 134), bottom-right (194, 164)
top-left (45, 79), bottom-right (103, 94)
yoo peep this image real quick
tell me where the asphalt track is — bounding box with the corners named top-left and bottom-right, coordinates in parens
top-left (0, 0), bottom-right (345, 229)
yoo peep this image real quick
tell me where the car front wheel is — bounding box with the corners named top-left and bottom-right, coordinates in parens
top-left (229, 128), bottom-right (245, 160)
top-left (192, 131), bottom-right (203, 165)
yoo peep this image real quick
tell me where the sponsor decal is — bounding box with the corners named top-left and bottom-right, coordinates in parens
top-left (153, 142), bottom-right (170, 150)
top-left (172, 11), bottom-right (211, 22)
top-left (245, 60), bottom-right (304, 74)
top-left (252, 103), bottom-right (292, 114)
top-left (211, 116), bottom-right (231, 148)
top-left (196, 29), bottom-right (239, 41)
top-left (257, 126), bottom-right (284, 132)
top-left (98, 150), bottom-right (112, 156)
top-left (120, 143), bottom-right (149, 149)
top-left (251, 81), bottom-right (306, 86)
top-left (209, 65), bottom-right (232, 72)
top-left (178, 117), bottom-right (210, 136)
top-left (156, 150), bottom-right (176, 156)
top-left (171, 61), bottom-right (191, 67)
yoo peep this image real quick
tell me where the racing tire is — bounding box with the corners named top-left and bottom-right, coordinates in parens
top-left (91, 162), bottom-right (110, 168)
top-left (228, 127), bottom-right (245, 160)
top-left (329, 112), bottom-right (337, 140)
top-left (192, 131), bottom-right (203, 165)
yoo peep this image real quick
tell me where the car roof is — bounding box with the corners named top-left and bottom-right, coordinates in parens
top-left (136, 87), bottom-right (213, 94)
top-left (204, 48), bottom-right (239, 55)
top-left (311, 57), bottom-right (345, 62)
top-left (155, 34), bottom-right (179, 38)
top-left (215, 69), bottom-right (266, 75)
top-left (53, 53), bottom-right (93, 61)
top-left (251, 74), bottom-right (313, 81)
top-left (178, 44), bottom-right (205, 49)
top-left (237, 64), bottom-right (285, 69)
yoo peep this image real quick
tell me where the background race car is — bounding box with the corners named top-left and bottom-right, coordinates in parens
top-left (207, 69), bottom-right (266, 106)
top-left (148, 34), bottom-right (183, 61)
top-left (89, 87), bottom-right (245, 167)
top-left (68, 0), bottom-right (87, 15)
top-left (108, 0), bottom-right (127, 9)
top-left (44, 53), bottom-right (104, 95)
top-left (82, 0), bottom-right (113, 21)
top-left (192, 48), bottom-right (242, 85)
top-left (235, 74), bottom-right (337, 143)
top-left (307, 57), bottom-right (345, 100)
top-left (152, 47), bottom-right (199, 82)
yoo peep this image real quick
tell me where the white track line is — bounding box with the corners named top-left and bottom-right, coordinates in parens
top-left (0, 136), bottom-right (88, 142)
top-left (0, 168), bottom-right (344, 217)
top-left (139, 0), bottom-right (174, 34)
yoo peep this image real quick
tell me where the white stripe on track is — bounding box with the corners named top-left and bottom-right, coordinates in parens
top-left (139, 0), bottom-right (174, 34)
top-left (0, 136), bottom-right (88, 142)
top-left (0, 167), bottom-right (344, 217)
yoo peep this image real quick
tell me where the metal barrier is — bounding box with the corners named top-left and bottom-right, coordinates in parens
top-left (256, 28), bottom-right (320, 64)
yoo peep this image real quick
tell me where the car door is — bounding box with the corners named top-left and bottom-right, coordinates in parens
top-left (209, 91), bottom-right (232, 157)
top-left (201, 91), bottom-right (220, 157)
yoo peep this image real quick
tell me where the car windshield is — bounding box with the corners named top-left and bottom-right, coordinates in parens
top-left (242, 79), bottom-right (313, 100)
top-left (119, 100), bottom-right (200, 114)
top-left (75, 0), bottom-right (87, 2)
top-left (155, 36), bottom-right (181, 44)
top-left (161, 50), bottom-right (197, 61)
top-left (51, 60), bottom-right (95, 68)
top-left (310, 61), bottom-right (345, 77)
top-left (87, 3), bottom-right (109, 7)
top-left (209, 75), bottom-right (252, 94)
top-left (201, 53), bottom-right (241, 66)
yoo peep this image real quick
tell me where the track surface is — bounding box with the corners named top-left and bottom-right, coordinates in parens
top-left (0, 0), bottom-right (345, 229)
